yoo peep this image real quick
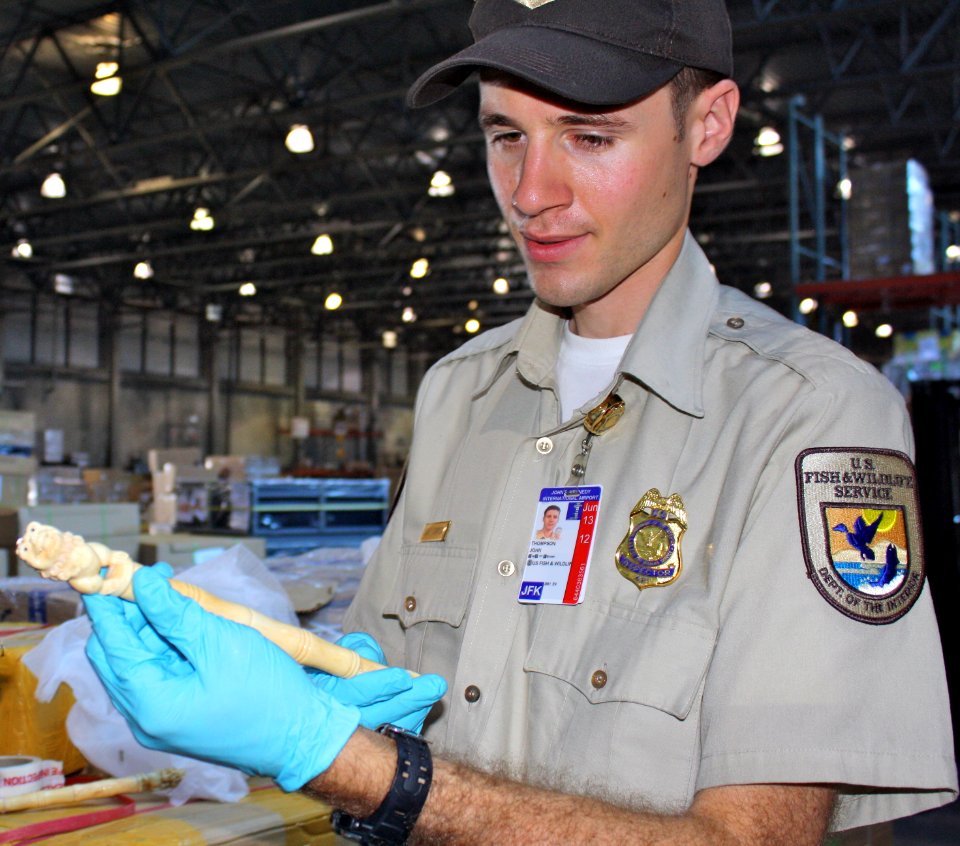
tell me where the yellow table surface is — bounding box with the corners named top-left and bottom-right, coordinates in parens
top-left (0, 779), bottom-right (335, 844)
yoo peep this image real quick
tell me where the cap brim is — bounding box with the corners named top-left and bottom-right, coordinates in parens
top-left (407, 27), bottom-right (681, 108)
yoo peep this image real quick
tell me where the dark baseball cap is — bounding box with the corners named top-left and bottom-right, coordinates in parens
top-left (407, 0), bottom-right (733, 108)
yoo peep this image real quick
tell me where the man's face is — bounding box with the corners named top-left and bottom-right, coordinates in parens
top-left (479, 79), bottom-right (698, 334)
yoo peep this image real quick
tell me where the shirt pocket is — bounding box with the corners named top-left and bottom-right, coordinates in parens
top-left (521, 602), bottom-right (718, 808)
top-left (382, 543), bottom-right (478, 675)
top-left (525, 601), bottom-right (717, 718)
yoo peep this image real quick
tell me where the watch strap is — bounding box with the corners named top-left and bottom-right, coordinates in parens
top-left (332, 724), bottom-right (432, 845)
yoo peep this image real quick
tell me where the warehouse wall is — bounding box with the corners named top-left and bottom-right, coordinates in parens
top-left (0, 291), bottom-right (425, 472)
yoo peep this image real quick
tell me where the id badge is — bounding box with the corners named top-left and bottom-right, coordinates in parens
top-left (518, 486), bottom-right (602, 605)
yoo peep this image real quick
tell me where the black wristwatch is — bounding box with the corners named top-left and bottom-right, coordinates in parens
top-left (331, 724), bottom-right (432, 845)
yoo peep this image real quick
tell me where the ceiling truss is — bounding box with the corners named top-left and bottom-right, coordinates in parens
top-left (1, 0), bottom-right (957, 357)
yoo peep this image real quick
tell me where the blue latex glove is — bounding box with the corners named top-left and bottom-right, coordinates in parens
top-left (83, 565), bottom-right (360, 791)
top-left (311, 632), bottom-right (446, 733)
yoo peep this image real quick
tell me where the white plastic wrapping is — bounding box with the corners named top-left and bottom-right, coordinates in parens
top-left (23, 544), bottom-right (299, 804)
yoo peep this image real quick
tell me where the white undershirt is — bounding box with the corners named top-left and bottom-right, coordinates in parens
top-left (555, 321), bottom-right (632, 421)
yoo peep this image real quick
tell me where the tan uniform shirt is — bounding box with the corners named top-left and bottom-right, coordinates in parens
top-left (345, 233), bottom-right (958, 830)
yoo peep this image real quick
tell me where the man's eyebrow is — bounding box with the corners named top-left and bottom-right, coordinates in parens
top-left (478, 112), bottom-right (516, 130)
top-left (553, 113), bottom-right (632, 130)
top-left (478, 111), bottom-right (631, 130)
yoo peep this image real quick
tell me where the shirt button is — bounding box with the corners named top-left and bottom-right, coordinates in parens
top-left (726, 317), bottom-right (745, 330)
top-left (464, 685), bottom-right (481, 703)
top-left (591, 670), bottom-right (608, 689)
top-left (404, 596), bottom-right (417, 612)
top-left (535, 437), bottom-right (553, 455)
top-left (497, 560), bottom-right (516, 577)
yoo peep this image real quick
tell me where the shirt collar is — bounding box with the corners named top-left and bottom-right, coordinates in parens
top-left (618, 231), bottom-right (717, 417)
top-left (481, 231), bottom-right (717, 417)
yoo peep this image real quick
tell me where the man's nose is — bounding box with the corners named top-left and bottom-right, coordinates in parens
top-left (511, 144), bottom-right (572, 218)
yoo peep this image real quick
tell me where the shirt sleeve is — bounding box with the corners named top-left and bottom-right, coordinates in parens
top-left (696, 367), bottom-right (958, 829)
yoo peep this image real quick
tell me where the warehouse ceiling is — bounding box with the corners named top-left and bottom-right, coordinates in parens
top-left (1, 0), bottom-right (958, 359)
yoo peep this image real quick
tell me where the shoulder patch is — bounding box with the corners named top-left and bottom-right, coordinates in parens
top-left (795, 448), bottom-right (925, 624)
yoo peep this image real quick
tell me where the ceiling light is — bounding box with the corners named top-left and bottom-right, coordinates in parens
top-left (798, 297), bottom-right (818, 315)
top-left (12, 238), bottom-right (33, 259)
top-left (753, 281), bottom-right (772, 299)
top-left (285, 124), bottom-right (314, 154)
top-left (90, 61), bottom-right (122, 96)
top-left (468, 299), bottom-right (479, 311)
top-left (53, 273), bottom-right (74, 295)
top-left (464, 318), bottom-right (481, 334)
top-left (946, 244), bottom-right (960, 262)
top-left (755, 126), bottom-right (781, 147)
top-left (40, 172), bottom-right (66, 199)
top-left (836, 178), bottom-right (852, 201)
top-left (133, 260), bottom-right (154, 280)
top-left (842, 310), bottom-right (859, 328)
top-left (206, 303), bottom-right (223, 322)
top-left (401, 285), bottom-right (413, 296)
top-left (311, 234), bottom-right (334, 256)
top-left (410, 227), bottom-right (427, 242)
top-left (875, 323), bottom-right (893, 339)
top-left (238, 282), bottom-right (257, 296)
top-left (402, 306), bottom-right (417, 323)
top-left (382, 330), bottom-right (398, 349)
top-left (190, 207), bottom-right (214, 231)
top-left (410, 258), bottom-right (429, 279)
top-left (324, 292), bottom-right (343, 310)
top-left (428, 170), bottom-right (454, 197)
top-left (755, 142), bottom-right (784, 157)
top-left (759, 74), bottom-right (779, 93)
top-left (493, 277), bottom-right (510, 295)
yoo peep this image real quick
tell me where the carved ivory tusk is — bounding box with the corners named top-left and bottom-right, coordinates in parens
top-left (0, 768), bottom-right (185, 813)
top-left (15, 521), bottom-right (387, 679)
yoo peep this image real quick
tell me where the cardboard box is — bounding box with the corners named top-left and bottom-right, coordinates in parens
top-left (204, 454), bottom-right (248, 481)
top-left (82, 468), bottom-right (140, 503)
top-left (0, 624), bottom-right (86, 775)
top-left (0, 410), bottom-right (35, 456)
top-left (0, 578), bottom-right (80, 626)
top-left (0, 504), bottom-right (141, 577)
top-left (138, 533), bottom-right (267, 568)
top-left (0, 472), bottom-right (31, 507)
top-left (147, 447), bottom-right (202, 473)
top-left (18, 503), bottom-right (140, 537)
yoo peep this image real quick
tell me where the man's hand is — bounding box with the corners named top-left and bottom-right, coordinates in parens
top-left (84, 565), bottom-right (360, 791)
top-left (310, 632), bottom-right (446, 733)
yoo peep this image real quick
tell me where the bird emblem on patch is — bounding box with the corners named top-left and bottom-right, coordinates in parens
top-left (796, 448), bottom-right (925, 624)
top-left (615, 489), bottom-right (686, 591)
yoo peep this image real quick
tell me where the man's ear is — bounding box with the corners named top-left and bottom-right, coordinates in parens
top-left (690, 79), bottom-right (740, 167)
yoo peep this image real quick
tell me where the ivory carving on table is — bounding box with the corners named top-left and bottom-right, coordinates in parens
top-left (0, 768), bottom-right (184, 813)
top-left (15, 521), bottom-right (385, 679)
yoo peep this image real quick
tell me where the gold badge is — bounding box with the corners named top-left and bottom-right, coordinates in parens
top-left (616, 489), bottom-right (687, 591)
top-left (796, 448), bottom-right (924, 624)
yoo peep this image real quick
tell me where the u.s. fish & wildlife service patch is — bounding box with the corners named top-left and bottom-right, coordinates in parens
top-left (796, 447), bottom-right (924, 624)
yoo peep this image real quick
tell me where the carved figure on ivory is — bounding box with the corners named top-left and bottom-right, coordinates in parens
top-left (15, 521), bottom-right (385, 679)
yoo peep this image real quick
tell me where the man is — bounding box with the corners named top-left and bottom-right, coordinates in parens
top-left (84, 1), bottom-right (957, 844)
top-left (535, 505), bottom-right (562, 540)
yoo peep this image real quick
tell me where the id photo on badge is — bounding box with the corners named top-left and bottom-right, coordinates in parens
top-left (535, 504), bottom-right (563, 541)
